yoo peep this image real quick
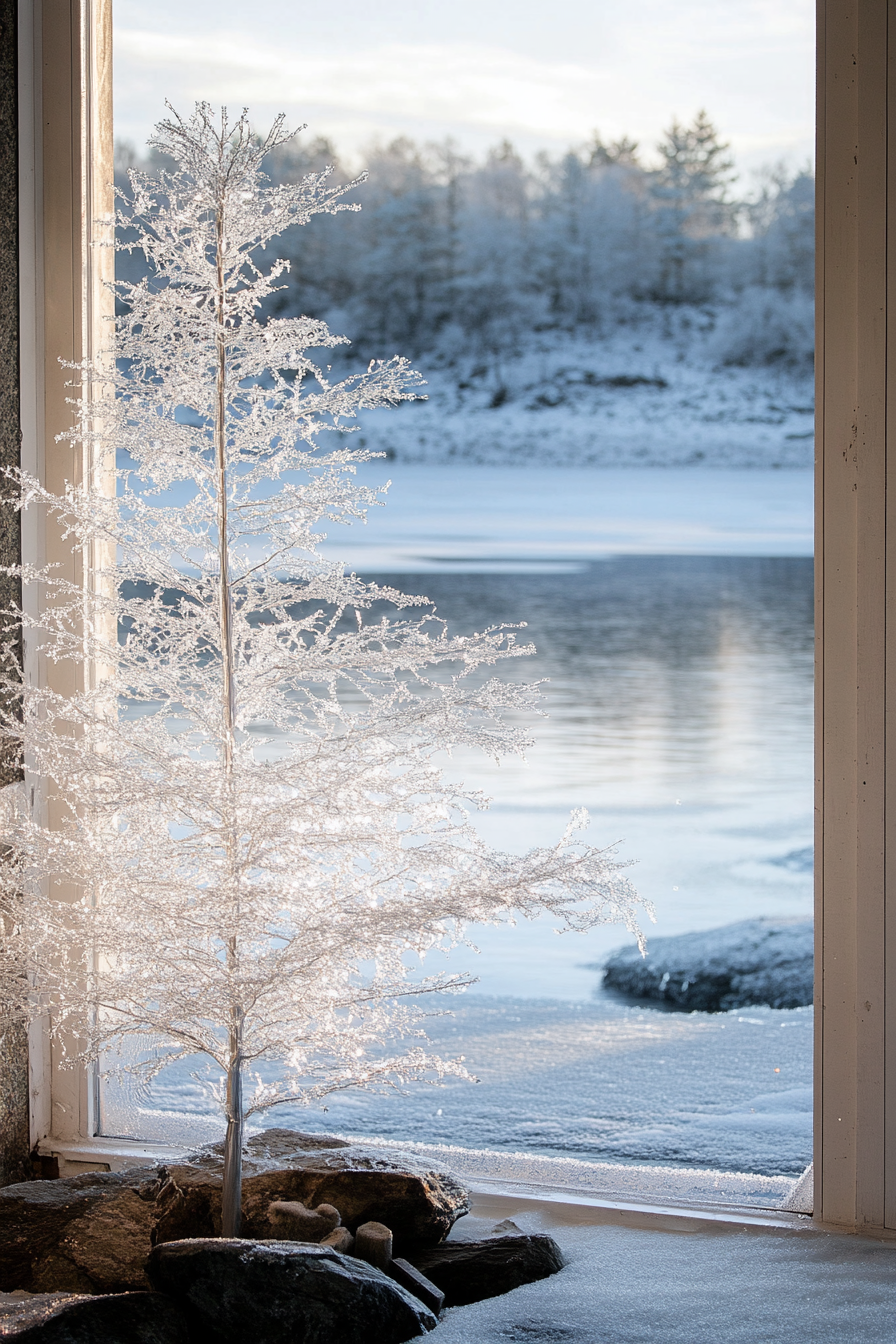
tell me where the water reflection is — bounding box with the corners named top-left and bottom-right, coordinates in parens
top-left (404, 556), bottom-right (813, 804)
top-left (379, 556), bottom-right (814, 998)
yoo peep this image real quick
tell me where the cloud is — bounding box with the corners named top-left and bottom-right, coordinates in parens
top-left (113, 11), bottom-right (814, 170)
top-left (116, 32), bottom-right (607, 137)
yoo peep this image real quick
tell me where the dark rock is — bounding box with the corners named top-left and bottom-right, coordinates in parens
top-left (601, 918), bottom-right (814, 1012)
top-left (195, 1129), bottom-right (350, 1163)
top-left (0, 1173), bottom-right (158, 1293)
top-left (406, 1234), bottom-right (566, 1307)
top-left (0, 1290), bottom-right (189, 1342)
top-left (387, 1259), bottom-right (445, 1316)
top-left (148, 1238), bottom-right (437, 1344)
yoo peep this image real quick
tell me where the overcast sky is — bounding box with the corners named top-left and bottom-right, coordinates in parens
top-left (114, 0), bottom-right (814, 177)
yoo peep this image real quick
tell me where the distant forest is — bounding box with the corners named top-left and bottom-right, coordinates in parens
top-left (117, 111), bottom-right (814, 371)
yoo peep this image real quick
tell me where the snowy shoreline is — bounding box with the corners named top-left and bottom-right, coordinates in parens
top-left (352, 324), bottom-right (815, 471)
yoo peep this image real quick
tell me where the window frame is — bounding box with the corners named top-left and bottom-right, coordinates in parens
top-left (15, 0), bottom-right (896, 1236)
top-left (17, 0), bottom-right (117, 1170)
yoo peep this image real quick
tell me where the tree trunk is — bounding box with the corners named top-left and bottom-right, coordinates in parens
top-left (214, 169), bottom-right (244, 1240)
top-left (221, 1049), bottom-right (243, 1236)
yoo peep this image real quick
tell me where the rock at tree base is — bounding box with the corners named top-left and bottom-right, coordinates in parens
top-left (601, 918), bottom-right (813, 1012)
top-left (148, 1238), bottom-right (437, 1344)
top-left (387, 1259), bottom-right (445, 1316)
top-left (0, 1174), bottom-right (158, 1293)
top-left (218, 1130), bottom-right (350, 1159)
top-left (0, 1290), bottom-right (189, 1342)
top-left (162, 1135), bottom-right (471, 1251)
top-left (406, 1234), bottom-right (566, 1306)
top-left (0, 1132), bottom-right (469, 1292)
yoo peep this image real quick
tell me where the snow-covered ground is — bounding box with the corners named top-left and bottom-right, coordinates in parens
top-left (352, 325), bottom-right (814, 469)
top-left (282, 996), bottom-right (814, 1178)
top-left (103, 993), bottom-right (813, 1180)
top-left (429, 1209), bottom-right (896, 1344)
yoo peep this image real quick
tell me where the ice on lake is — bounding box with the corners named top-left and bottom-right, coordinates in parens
top-left (318, 463), bottom-right (813, 573)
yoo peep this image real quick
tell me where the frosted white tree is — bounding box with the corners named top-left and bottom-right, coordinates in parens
top-left (0, 105), bottom-right (649, 1236)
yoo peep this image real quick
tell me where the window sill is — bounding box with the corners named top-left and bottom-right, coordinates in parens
top-left (37, 1135), bottom-right (187, 1176)
top-left (36, 1135), bottom-right (817, 1235)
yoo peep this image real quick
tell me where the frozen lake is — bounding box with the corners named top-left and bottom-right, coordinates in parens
top-left (318, 463), bottom-right (814, 573)
top-left (317, 464), bottom-right (814, 998)
top-left (101, 465), bottom-right (816, 1179)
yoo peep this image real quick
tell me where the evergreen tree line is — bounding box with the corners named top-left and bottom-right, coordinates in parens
top-left (117, 110), bottom-right (814, 369)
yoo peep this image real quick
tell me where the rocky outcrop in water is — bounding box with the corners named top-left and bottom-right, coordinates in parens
top-left (601, 918), bottom-right (813, 1012)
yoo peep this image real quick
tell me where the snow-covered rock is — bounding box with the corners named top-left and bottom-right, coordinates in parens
top-left (602, 918), bottom-right (813, 1012)
top-left (177, 1131), bottom-right (472, 1250)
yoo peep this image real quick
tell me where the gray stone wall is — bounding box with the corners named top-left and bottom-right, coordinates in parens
top-left (0, 0), bottom-right (30, 1188)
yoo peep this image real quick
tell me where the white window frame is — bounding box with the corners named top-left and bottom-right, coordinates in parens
top-left (16, 0), bottom-right (896, 1236)
top-left (17, 0), bottom-right (122, 1173)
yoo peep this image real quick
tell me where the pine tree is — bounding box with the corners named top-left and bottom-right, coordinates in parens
top-left (651, 110), bottom-right (737, 301)
top-left (586, 132), bottom-right (640, 168)
top-left (0, 105), bottom-right (649, 1236)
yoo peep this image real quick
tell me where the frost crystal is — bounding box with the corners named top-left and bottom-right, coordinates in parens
top-left (0, 105), bottom-right (650, 1233)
